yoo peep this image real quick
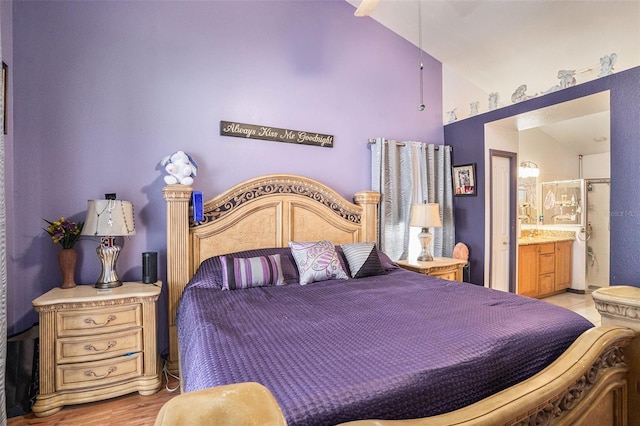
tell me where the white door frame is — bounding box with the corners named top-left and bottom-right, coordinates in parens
top-left (489, 150), bottom-right (517, 292)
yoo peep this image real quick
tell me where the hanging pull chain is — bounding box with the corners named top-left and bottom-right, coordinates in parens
top-left (418, 0), bottom-right (425, 111)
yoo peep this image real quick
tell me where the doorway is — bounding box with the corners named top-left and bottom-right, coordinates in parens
top-left (484, 91), bottom-right (610, 294)
top-left (584, 179), bottom-right (610, 292)
top-left (489, 150), bottom-right (517, 292)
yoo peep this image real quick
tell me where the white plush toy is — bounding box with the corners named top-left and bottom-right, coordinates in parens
top-left (160, 151), bottom-right (198, 186)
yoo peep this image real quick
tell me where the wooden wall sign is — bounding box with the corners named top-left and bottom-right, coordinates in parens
top-left (220, 121), bottom-right (334, 148)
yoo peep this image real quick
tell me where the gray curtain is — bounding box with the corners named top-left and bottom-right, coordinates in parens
top-left (1, 36), bottom-right (7, 426)
top-left (371, 138), bottom-right (454, 261)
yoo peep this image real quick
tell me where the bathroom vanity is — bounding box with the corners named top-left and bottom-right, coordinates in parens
top-left (517, 233), bottom-right (574, 298)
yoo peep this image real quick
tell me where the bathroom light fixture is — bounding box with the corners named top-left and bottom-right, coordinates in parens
top-left (81, 197), bottom-right (136, 288)
top-left (519, 161), bottom-right (540, 178)
top-left (409, 202), bottom-right (442, 262)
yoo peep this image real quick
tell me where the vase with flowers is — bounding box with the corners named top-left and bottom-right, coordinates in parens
top-left (44, 217), bottom-right (84, 289)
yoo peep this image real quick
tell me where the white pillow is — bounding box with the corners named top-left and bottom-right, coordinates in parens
top-left (288, 240), bottom-right (349, 285)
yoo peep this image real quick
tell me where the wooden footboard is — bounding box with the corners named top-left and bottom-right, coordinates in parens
top-left (339, 286), bottom-right (640, 426)
top-left (158, 287), bottom-right (640, 426)
top-left (343, 326), bottom-right (633, 426)
top-left (593, 286), bottom-right (640, 426)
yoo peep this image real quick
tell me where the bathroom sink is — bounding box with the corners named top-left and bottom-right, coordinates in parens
top-left (518, 235), bottom-right (572, 244)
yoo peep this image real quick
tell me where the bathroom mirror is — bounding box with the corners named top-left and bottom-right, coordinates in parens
top-left (541, 179), bottom-right (584, 225)
top-left (518, 176), bottom-right (538, 224)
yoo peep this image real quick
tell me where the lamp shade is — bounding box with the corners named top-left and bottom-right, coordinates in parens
top-left (409, 203), bottom-right (442, 228)
top-left (81, 199), bottom-right (136, 237)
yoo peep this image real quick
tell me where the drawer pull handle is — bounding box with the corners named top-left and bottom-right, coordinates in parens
top-left (84, 341), bottom-right (117, 353)
top-left (84, 366), bottom-right (117, 379)
top-left (84, 315), bottom-right (116, 327)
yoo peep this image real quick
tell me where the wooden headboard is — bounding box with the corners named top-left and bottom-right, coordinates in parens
top-left (162, 174), bottom-right (380, 372)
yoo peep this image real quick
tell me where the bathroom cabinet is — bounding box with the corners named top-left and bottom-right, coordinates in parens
top-left (554, 240), bottom-right (573, 291)
top-left (518, 244), bottom-right (540, 297)
top-left (518, 240), bottom-right (573, 298)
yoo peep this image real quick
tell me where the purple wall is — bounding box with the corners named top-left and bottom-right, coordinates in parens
top-left (445, 66), bottom-right (640, 287)
top-left (1, 0), bottom-right (16, 339)
top-left (11, 0), bottom-right (443, 350)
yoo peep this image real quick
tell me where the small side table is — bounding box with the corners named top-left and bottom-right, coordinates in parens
top-left (396, 257), bottom-right (468, 282)
top-left (31, 281), bottom-right (162, 417)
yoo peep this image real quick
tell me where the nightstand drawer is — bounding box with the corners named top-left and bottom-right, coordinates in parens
top-left (432, 270), bottom-right (458, 281)
top-left (55, 353), bottom-right (143, 392)
top-left (56, 328), bottom-right (143, 364)
top-left (57, 304), bottom-right (142, 337)
top-left (396, 258), bottom-right (467, 283)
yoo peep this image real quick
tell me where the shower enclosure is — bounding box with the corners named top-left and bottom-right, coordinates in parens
top-left (584, 179), bottom-right (610, 291)
top-left (532, 178), bottom-right (610, 292)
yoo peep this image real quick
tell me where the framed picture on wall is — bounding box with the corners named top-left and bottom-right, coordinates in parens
top-left (452, 163), bottom-right (476, 196)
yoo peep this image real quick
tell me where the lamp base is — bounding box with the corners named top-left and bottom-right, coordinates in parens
top-left (417, 228), bottom-right (434, 262)
top-left (417, 254), bottom-right (434, 262)
top-left (95, 279), bottom-right (123, 290)
top-left (95, 238), bottom-right (124, 289)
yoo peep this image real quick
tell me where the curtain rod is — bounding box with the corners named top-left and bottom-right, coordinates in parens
top-left (368, 138), bottom-right (451, 150)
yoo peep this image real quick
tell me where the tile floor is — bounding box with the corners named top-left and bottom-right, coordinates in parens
top-left (541, 291), bottom-right (601, 326)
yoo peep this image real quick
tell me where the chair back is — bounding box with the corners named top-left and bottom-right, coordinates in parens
top-left (453, 242), bottom-right (469, 261)
top-left (452, 242), bottom-right (470, 282)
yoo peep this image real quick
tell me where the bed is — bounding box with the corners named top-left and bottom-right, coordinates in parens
top-left (163, 174), bottom-right (640, 426)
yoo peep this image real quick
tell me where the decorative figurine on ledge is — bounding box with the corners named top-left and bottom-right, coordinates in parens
top-left (511, 84), bottom-right (537, 103)
top-left (488, 92), bottom-right (500, 111)
top-left (446, 108), bottom-right (458, 123)
top-left (161, 150), bottom-right (198, 186)
top-left (598, 53), bottom-right (617, 77)
top-left (469, 101), bottom-right (479, 117)
top-left (543, 69), bottom-right (577, 94)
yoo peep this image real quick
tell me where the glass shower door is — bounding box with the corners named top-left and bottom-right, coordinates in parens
top-left (585, 179), bottom-right (610, 291)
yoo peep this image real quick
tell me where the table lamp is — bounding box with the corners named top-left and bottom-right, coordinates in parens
top-left (409, 202), bottom-right (442, 262)
top-left (81, 198), bottom-right (136, 288)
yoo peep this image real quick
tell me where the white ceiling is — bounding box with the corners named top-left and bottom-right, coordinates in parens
top-left (346, 0), bottom-right (640, 154)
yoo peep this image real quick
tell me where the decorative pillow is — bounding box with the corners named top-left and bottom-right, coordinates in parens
top-left (341, 242), bottom-right (386, 278)
top-left (288, 240), bottom-right (349, 285)
top-left (377, 249), bottom-right (399, 270)
top-left (220, 254), bottom-right (285, 290)
top-left (187, 248), bottom-right (299, 290)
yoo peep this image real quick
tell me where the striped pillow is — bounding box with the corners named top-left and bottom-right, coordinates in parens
top-left (220, 254), bottom-right (285, 290)
top-left (341, 242), bottom-right (385, 278)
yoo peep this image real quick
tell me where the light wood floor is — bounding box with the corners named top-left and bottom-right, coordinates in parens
top-left (541, 290), bottom-right (601, 326)
top-left (7, 291), bottom-right (600, 425)
top-left (7, 372), bottom-right (180, 425)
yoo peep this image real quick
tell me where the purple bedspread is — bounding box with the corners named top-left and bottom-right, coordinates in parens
top-left (177, 266), bottom-right (593, 425)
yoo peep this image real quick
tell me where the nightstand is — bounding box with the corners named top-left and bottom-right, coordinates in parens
top-left (396, 257), bottom-right (468, 282)
top-left (31, 281), bottom-right (162, 417)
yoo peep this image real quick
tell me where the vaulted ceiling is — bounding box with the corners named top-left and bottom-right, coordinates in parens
top-left (347, 0), bottom-right (639, 103)
top-left (347, 0), bottom-right (640, 154)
